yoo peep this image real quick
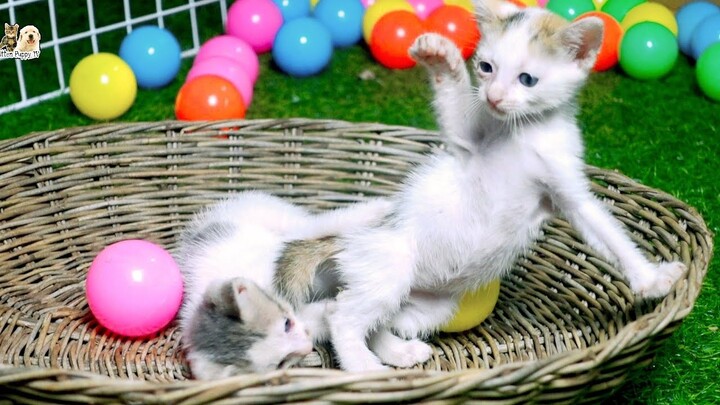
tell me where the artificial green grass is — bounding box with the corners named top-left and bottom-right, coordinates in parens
top-left (1, 39), bottom-right (718, 404)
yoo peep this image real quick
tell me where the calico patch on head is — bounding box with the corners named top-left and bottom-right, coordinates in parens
top-left (471, 1), bottom-right (603, 119)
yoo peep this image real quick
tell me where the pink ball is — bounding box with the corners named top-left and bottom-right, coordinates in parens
top-left (187, 56), bottom-right (254, 107)
top-left (537, 0), bottom-right (549, 6)
top-left (196, 35), bottom-right (260, 83)
top-left (408, 0), bottom-right (444, 19)
top-left (226, 0), bottom-right (284, 53)
top-left (86, 240), bottom-right (183, 338)
top-left (361, 0), bottom-right (376, 7)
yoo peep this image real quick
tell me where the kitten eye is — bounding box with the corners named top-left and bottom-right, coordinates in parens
top-left (518, 73), bottom-right (538, 87)
top-left (284, 318), bottom-right (294, 333)
top-left (478, 61), bottom-right (493, 73)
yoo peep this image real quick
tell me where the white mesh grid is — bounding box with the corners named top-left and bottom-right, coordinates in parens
top-left (0, 0), bottom-right (228, 115)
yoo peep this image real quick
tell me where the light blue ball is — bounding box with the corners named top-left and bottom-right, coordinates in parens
top-left (313, 0), bottom-right (364, 48)
top-left (272, 0), bottom-right (310, 22)
top-left (272, 17), bottom-right (333, 77)
top-left (676, 1), bottom-right (720, 55)
top-left (690, 14), bottom-right (720, 60)
top-left (119, 26), bottom-right (181, 89)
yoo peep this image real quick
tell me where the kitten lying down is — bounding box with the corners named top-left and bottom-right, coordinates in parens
top-left (177, 0), bottom-right (686, 377)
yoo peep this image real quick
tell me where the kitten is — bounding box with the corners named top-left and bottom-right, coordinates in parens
top-left (176, 191), bottom-right (392, 378)
top-left (183, 277), bottom-right (313, 379)
top-left (322, 1), bottom-right (685, 371)
top-left (1, 23), bottom-right (19, 52)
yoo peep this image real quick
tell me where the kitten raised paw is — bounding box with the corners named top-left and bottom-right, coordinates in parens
top-left (409, 33), bottom-right (464, 80)
top-left (633, 262), bottom-right (687, 299)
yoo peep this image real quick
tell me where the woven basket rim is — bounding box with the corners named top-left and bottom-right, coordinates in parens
top-left (0, 119), bottom-right (713, 403)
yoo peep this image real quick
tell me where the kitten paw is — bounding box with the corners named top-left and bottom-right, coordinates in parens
top-left (341, 356), bottom-right (390, 372)
top-left (372, 337), bottom-right (433, 368)
top-left (633, 261), bottom-right (686, 299)
top-left (410, 33), bottom-right (464, 79)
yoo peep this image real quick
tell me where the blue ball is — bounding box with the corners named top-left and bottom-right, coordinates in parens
top-left (690, 14), bottom-right (720, 60)
top-left (676, 1), bottom-right (720, 55)
top-left (272, 0), bottom-right (310, 22)
top-left (119, 26), bottom-right (181, 89)
top-left (272, 17), bottom-right (333, 77)
top-left (313, 0), bottom-right (364, 48)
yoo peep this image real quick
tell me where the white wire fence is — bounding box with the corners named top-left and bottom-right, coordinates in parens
top-left (0, 0), bottom-right (228, 115)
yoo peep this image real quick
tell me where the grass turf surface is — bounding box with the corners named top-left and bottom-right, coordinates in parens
top-left (1, 33), bottom-right (719, 404)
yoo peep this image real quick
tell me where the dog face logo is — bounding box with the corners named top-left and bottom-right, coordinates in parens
top-left (1, 23), bottom-right (19, 52)
top-left (1, 23), bottom-right (40, 60)
top-left (18, 25), bottom-right (41, 52)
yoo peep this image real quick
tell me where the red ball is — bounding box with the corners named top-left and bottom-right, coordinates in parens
top-left (576, 11), bottom-right (623, 72)
top-left (370, 10), bottom-right (425, 69)
top-left (175, 75), bottom-right (246, 120)
top-left (424, 5), bottom-right (480, 60)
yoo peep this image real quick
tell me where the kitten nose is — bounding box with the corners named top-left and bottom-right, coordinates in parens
top-left (487, 95), bottom-right (503, 108)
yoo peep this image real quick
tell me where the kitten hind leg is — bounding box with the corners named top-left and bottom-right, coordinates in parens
top-left (368, 328), bottom-right (433, 368)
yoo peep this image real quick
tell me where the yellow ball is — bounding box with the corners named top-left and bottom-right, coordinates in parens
top-left (443, 0), bottom-right (474, 13)
top-left (440, 279), bottom-right (501, 333)
top-left (518, 0), bottom-right (538, 6)
top-left (621, 2), bottom-right (678, 36)
top-left (70, 53), bottom-right (137, 120)
top-left (310, 0), bottom-right (319, 8)
top-left (592, 0), bottom-right (607, 10)
top-left (362, 0), bottom-right (414, 44)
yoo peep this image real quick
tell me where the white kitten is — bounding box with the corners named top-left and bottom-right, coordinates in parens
top-left (324, 1), bottom-right (685, 371)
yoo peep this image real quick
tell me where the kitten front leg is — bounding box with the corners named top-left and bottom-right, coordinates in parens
top-left (547, 164), bottom-right (686, 299)
top-left (410, 33), bottom-right (477, 153)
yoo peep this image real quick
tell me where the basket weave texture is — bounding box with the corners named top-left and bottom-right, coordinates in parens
top-left (0, 119), bottom-right (712, 404)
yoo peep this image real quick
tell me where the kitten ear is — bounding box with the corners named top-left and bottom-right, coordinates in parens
top-left (557, 16), bottom-right (604, 70)
top-left (203, 279), bottom-right (244, 320)
top-left (4, 23), bottom-right (8, 30)
top-left (473, 0), bottom-right (520, 25)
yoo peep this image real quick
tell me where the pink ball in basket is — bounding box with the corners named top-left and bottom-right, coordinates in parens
top-left (226, 0), bottom-right (283, 54)
top-left (85, 239), bottom-right (183, 338)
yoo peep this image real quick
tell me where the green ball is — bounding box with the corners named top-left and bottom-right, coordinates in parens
top-left (697, 42), bottom-right (720, 102)
top-left (546, 0), bottom-right (596, 21)
top-left (601, 0), bottom-right (646, 22)
top-left (619, 22), bottom-right (678, 80)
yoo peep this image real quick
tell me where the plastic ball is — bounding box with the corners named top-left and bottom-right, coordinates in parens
top-left (271, 0), bottom-right (310, 21)
top-left (407, 0), bottom-right (444, 20)
top-left (69, 53), bottom-right (137, 120)
top-left (424, 5), bottom-right (480, 60)
top-left (118, 26), bottom-right (181, 89)
top-left (538, 0), bottom-right (550, 7)
top-left (362, 0), bottom-right (415, 44)
top-left (440, 279), bottom-right (500, 333)
top-left (313, 0), bottom-right (365, 47)
top-left (619, 22), bottom-right (677, 80)
top-left (546, 0), bottom-right (595, 21)
top-left (689, 14), bottom-right (720, 61)
top-left (620, 2), bottom-right (677, 36)
top-left (576, 11), bottom-right (622, 71)
top-left (600, 0), bottom-right (644, 23)
top-left (361, 0), bottom-right (375, 7)
top-left (517, 0), bottom-right (539, 6)
top-left (443, 0), bottom-right (474, 13)
top-left (592, 0), bottom-right (606, 9)
top-left (175, 75), bottom-right (246, 120)
top-left (195, 35), bottom-right (260, 83)
top-left (697, 42), bottom-right (720, 102)
top-left (676, 1), bottom-right (720, 56)
top-left (86, 240), bottom-right (183, 337)
top-left (369, 10), bottom-right (424, 69)
top-left (187, 56), bottom-right (254, 107)
top-left (226, 0), bottom-right (284, 53)
top-left (272, 17), bottom-right (333, 77)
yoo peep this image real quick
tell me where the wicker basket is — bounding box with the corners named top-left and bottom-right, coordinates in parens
top-left (0, 119), bottom-right (712, 404)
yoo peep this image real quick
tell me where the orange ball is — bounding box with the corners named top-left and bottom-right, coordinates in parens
top-left (175, 75), bottom-right (246, 120)
top-left (424, 5), bottom-right (480, 60)
top-left (369, 10), bottom-right (425, 69)
top-left (576, 11), bottom-right (623, 72)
